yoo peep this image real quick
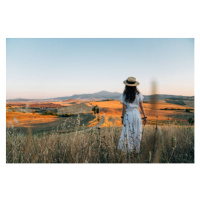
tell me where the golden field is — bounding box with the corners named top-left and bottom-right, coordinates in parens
top-left (7, 99), bottom-right (82, 108)
top-left (6, 99), bottom-right (87, 128)
top-left (6, 99), bottom-right (194, 129)
top-left (88, 100), bottom-right (194, 127)
top-left (6, 111), bottom-right (58, 128)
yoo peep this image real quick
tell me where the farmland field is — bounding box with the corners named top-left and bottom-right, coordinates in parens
top-left (7, 98), bottom-right (194, 131)
top-left (88, 99), bottom-right (194, 126)
top-left (6, 98), bottom-right (194, 163)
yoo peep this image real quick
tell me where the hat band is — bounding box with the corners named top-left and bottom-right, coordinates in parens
top-left (126, 80), bottom-right (136, 84)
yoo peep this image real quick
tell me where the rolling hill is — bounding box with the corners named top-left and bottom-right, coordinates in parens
top-left (7, 91), bottom-right (194, 102)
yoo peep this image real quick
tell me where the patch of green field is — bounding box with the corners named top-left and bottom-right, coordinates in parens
top-left (57, 103), bottom-right (92, 115)
top-left (165, 99), bottom-right (185, 105)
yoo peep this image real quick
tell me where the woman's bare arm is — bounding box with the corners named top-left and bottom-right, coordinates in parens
top-left (139, 101), bottom-right (146, 117)
top-left (122, 104), bottom-right (126, 117)
top-left (121, 104), bottom-right (127, 124)
top-left (139, 101), bottom-right (147, 124)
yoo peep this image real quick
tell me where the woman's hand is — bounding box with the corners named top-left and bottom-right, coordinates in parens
top-left (143, 117), bottom-right (147, 125)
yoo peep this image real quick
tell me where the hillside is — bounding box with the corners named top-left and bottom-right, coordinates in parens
top-left (7, 91), bottom-right (194, 102)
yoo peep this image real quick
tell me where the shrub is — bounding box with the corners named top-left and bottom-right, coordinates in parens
top-left (92, 105), bottom-right (100, 114)
top-left (188, 117), bottom-right (194, 125)
top-left (42, 111), bottom-right (58, 116)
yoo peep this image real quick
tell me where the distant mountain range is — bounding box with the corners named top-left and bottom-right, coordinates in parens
top-left (6, 90), bottom-right (194, 102)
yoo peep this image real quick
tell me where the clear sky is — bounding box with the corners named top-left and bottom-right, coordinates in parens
top-left (6, 38), bottom-right (194, 99)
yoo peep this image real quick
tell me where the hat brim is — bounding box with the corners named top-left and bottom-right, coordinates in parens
top-left (123, 80), bottom-right (139, 86)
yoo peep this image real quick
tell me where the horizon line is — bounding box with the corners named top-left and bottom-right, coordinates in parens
top-left (6, 91), bottom-right (194, 100)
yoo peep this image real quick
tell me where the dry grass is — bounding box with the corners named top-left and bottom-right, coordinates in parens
top-left (6, 123), bottom-right (194, 163)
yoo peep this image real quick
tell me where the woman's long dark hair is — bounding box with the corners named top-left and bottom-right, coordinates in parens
top-left (123, 85), bottom-right (140, 103)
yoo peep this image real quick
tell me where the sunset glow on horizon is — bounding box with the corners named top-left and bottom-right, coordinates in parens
top-left (6, 38), bottom-right (194, 99)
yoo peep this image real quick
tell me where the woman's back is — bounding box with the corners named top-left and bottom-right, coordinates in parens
top-left (118, 77), bottom-right (146, 154)
top-left (121, 92), bottom-right (144, 110)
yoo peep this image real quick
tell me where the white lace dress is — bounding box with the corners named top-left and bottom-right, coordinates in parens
top-left (117, 93), bottom-right (144, 153)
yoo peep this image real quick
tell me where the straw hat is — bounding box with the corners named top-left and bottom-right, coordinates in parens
top-left (123, 77), bottom-right (139, 86)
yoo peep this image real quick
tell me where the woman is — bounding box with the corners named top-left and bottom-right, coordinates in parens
top-left (117, 77), bottom-right (147, 154)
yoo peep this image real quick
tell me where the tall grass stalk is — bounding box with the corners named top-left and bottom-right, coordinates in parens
top-left (6, 125), bottom-right (194, 163)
